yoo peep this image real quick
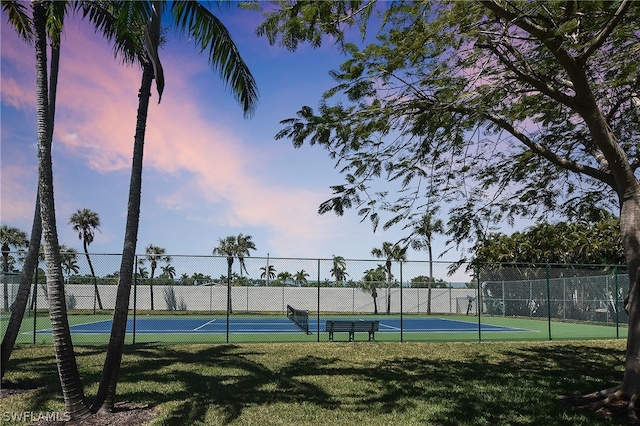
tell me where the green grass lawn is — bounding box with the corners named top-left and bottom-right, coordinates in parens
top-left (0, 340), bottom-right (628, 425)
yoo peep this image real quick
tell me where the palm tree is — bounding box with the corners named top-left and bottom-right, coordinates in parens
top-left (330, 255), bottom-right (348, 285)
top-left (236, 233), bottom-right (256, 277)
top-left (160, 264), bottom-right (176, 280)
top-left (0, 225), bottom-right (28, 312)
top-left (361, 265), bottom-right (386, 314)
top-left (144, 244), bottom-right (171, 310)
top-left (137, 266), bottom-right (149, 280)
top-left (260, 265), bottom-right (277, 283)
top-left (371, 242), bottom-right (407, 314)
top-left (294, 269), bottom-right (309, 286)
top-left (410, 211), bottom-right (444, 315)
top-left (32, 1), bottom-right (258, 414)
top-left (60, 246), bottom-right (80, 282)
top-left (31, 2), bottom-right (90, 418)
top-left (213, 236), bottom-right (238, 313)
top-left (277, 271), bottom-right (293, 285)
top-left (69, 208), bottom-right (103, 310)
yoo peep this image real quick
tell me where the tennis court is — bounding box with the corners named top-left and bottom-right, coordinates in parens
top-left (38, 315), bottom-right (530, 335)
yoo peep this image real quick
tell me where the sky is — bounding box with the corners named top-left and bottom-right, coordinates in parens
top-left (0, 4), bottom-right (483, 283)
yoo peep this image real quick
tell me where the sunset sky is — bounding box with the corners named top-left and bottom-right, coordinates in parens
top-left (1, 4), bottom-right (481, 282)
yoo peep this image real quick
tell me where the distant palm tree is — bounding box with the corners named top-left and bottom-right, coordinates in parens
top-left (260, 265), bottom-right (277, 282)
top-left (371, 242), bottom-right (407, 314)
top-left (60, 246), bottom-right (80, 282)
top-left (160, 264), bottom-right (176, 280)
top-left (330, 255), bottom-right (348, 284)
top-left (144, 244), bottom-right (171, 310)
top-left (236, 233), bottom-right (256, 277)
top-left (294, 269), bottom-right (309, 286)
top-left (214, 236), bottom-right (238, 313)
top-left (69, 208), bottom-right (103, 310)
top-left (277, 271), bottom-right (293, 285)
top-left (361, 265), bottom-right (386, 314)
top-left (410, 211), bottom-right (444, 314)
top-left (0, 225), bottom-right (28, 312)
top-left (137, 266), bottom-right (149, 280)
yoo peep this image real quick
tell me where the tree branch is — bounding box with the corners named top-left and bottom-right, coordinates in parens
top-left (480, 110), bottom-right (616, 188)
top-left (577, 0), bottom-right (631, 65)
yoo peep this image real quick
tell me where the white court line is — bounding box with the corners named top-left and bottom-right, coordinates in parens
top-left (193, 318), bottom-right (217, 331)
top-left (379, 323), bottom-right (400, 331)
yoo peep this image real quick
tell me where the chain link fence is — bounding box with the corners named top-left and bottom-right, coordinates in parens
top-left (0, 253), bottom-right (629, 344)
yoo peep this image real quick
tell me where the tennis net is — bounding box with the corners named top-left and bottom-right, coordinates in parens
top-left (286, 304), bottom-right (310, 334)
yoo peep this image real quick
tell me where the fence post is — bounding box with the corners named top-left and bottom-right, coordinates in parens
top-left (615, 265), bottom-right (620, 339)
top-left (476, 263), bottom-right (481, 343)
top-left (546, 263), bottom-right (552, 341)
top-left (32, 267), bottom-right (38, 344)
top-left (317, 259), bottom-right (321, 342)
top-left (400, 261), bottom-right (404, 343)
top-left (132, 258), bottom-right (138, 346)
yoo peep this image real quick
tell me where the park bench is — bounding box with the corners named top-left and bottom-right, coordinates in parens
top-left (325, 320), bottom-right (379, 342)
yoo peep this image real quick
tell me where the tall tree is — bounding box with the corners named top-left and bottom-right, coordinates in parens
top-left (0, 0), bottom-right (63, 381)
top-left (409, 211), bottom-right (445, 314)
top-left (259, 0), bottom-right (640, 417)
top-left (0, 225), bottom-right (28, 311)
top-left (93, 1), bottom-right (258, 414)
top-left (144, 244), bottom-right (170, 310)
top-left (69, 208), bottom-right (103, 310)
top-left (371, 242), bottom-right (407, 314)
top-left (32, 1), bottom-right (89, 418)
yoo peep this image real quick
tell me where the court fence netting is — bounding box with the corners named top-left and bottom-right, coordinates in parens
top-left (0, 253), bottom-right (630, 344)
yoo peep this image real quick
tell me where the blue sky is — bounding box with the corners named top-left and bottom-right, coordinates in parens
top-left (1, 4), bottom-right (484, 282)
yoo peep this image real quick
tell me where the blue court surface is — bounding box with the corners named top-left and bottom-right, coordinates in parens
top-left (47, 317), bottom-right (531, 334)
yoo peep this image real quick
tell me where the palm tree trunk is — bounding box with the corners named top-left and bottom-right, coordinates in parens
top-left (83, 239), bottom-right (103, 310)
top-left (2, 11), bottom-right (62, 379)
top-left (33, 2), bottom-right (88, 418)
top-left (2, 249), bottom-right (9, 312)
top-left (92, 62), bottom-right (153, 413)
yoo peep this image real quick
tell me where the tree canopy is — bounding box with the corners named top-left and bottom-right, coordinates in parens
top-left (475, 214), bottom-right (624, 266)
top-left (260, 0), bottom-right (639, 257)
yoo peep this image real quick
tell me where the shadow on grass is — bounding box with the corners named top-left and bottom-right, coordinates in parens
top-left (2, 342), bottom-right (627, 425)
top-left (116, 345), bottom-right (337, 424)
